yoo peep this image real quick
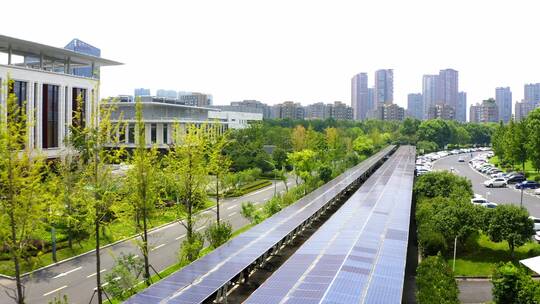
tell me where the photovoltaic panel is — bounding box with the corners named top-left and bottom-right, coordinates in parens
top-left (244, 146), bottom-right (416, 304)
top-left (125, 146), bottom-right (397, 304)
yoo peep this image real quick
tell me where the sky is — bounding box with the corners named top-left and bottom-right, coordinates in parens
top-left (2, 0), bottom-right (540, 108)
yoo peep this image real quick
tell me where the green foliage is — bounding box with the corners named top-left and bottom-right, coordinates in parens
top-left (179, 232), bottom-right (204, 266)
top-left (263, 196), bottom-right (282, 217)
top-left (104, 253), bottom-right (144, 300)
top-left (352, 135), bottom-right (374, 156)
top-left (48, 295), bottom-right (69, 304)
top-left (492, 262), bottom-right (540, 304)
top-left (416, 140), bottom-right (439, 154)
top-left (526, 108), bottom-right (540, 172)
top-left (205, 221), bottom-right (233, 249)
top-left (486, 205), bottom-right (533, 257)
top-left (416, 254), bottom-right (459, 304)
top-left (240, 202), bottom-right (263, 224)
top-left (414, 171), bottom-right (473, 201)
top-left (318, 165), bottom-right (333, 183)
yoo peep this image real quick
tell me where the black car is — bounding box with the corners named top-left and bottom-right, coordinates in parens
top-left (506, 175), bottom-right (526, 184)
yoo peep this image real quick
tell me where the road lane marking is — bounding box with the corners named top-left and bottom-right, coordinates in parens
top-left (151, 243), bottom-right (166, 251)
top-left (196, 225), bottom-right (207, 232)
top-left (133, 254), bottom-right (139, 259)
top-left (53, 266), bottom-right (82, 279)
top-left (226, 205), bottom-right (237, 210)
top-left (87, 268), bottom-right (106, 278)
top-left (228, 212), bottom-right (237, 217)
top-left (43, 285), bottom-right (68, 297)
top-left (176, 234), bottom-right (186, 240)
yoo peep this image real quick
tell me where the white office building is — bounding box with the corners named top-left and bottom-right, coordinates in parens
top-left (0, 34), bottom-right (121, 158)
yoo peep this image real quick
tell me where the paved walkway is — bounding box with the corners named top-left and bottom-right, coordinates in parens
top-left (458, 279), bottom-right (492, 303)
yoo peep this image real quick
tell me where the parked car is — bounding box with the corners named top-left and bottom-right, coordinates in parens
top-left (534, 188), bottom-right (540, 195)
top-left (471, 197), bottom-right (490, 205)
top-left (506, 175), bottom-right (526, 184)
top-left (416, 168), bottom-right (430, 176)
top-left (458, 157), bottom-right (465, 162)
top-left (484, 178), bottom-right (507, 188)
top-left (481, 202), bottom-right (498, 208)
top-left (530, 216), bottom-right (540, 232)
top-left (515, 181), bottom-right (540, 190)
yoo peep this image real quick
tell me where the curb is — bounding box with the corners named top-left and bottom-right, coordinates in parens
top-left (0, 177), bottom-right (291, 280)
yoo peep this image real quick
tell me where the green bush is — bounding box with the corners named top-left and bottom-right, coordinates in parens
top-left (240, 202), bottom-right (263, 224)
top-left (416, 254), bottom-right (459, 304)
top-left (104, 253), bottom-right (144, 300)
top-left (179, 232), bottom-right (204, 266)
top-left (492, 262), bottom-right (540, 303)
top-left (418, 226), bottom-right (447, 257)
top-left (263, 197), bottom-right (282, 217)
top-left (205, 221), bottom-right (232, 249)
top-left (414, 171), bottom-right (473, 200)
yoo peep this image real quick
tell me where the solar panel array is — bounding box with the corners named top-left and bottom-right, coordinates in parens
top-left (244, 145), bottom-right (416, 304)
top-left (125, 145), bottom-right (397, 304)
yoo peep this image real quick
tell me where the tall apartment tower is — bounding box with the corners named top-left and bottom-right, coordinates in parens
top-left (524, 83), bottom-right (540, 106)
top-left (374, 69), bottom-right (393, 105)
top-left (422, 74), bottom-right (440, 118)
top-left (439, 69), bottom-right (459, 110)
top-left (456, 92), bottom-right (467, 122)
top-left (495, 87), bottom-right (512, 123)
top-left (351, 73), bottom-right (369, 120)
top-left (407, 93), bottom-right (423, 120)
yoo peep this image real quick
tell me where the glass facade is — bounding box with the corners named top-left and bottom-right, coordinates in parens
top-left (128, 124), bottom-right (135, 144)
top-left (151, 124), bottom-right (157, 144)
top-left (8, 80), bottom-right (27, 124)
top-left (72, 87), bottom-right (86, 128)
top-left (163, 124), bottom-right (168, 144)
top-left (42, 84), bottom-right (59, 148)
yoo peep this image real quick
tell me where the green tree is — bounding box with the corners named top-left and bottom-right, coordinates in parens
top-left (240, 202), bottom-right (263, 224)
top-left (165, 124), bottom-right (208, 241)
top-left (291, 125), bottom-right (307, 151)
top-left (418, 119), bottom-right (452, 149)
top-left (0, 80), bottom-right (48, 304)
top-left (352, 135), bottom-right (374, 156)
top-left (104, 253), bottom-right (144, 300)
top-left (414, 171), bottom-right (473, 201)
top-left (505, 119), bottom-right (529, 172)
top-left (73, 96), bottom-right (125, 304)
top-left (492, 262), bottom-right (540, 304)
top-left (416, 254), bottom-right (459, 304)
top-left (288, 149), bottom-right (318, 191)
top-left (526, 108), bottom-right (540, 172)
top-left (118, 99), bottom-right (161, 286)
top-left (486, 205), bottom-right (533, 257)
top-left (208, 127), bottom-right (232, 223)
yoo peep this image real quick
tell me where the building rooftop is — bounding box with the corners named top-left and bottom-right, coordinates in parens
top-left (0, 34), bottom-right (122, 69)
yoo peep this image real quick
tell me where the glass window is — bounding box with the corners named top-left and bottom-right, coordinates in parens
top-left (151, 123), bottom-right (157, 144)
top-left (7, 80), bottom-right (27, 134)
top-left (163, 124), bottom-right (168, 144)
top-left (72, 87), bottom-right (86, 128)
top-left (128, 124), bottom-right (135, 144)
top-left (42, 84), bottom-right (59, 148)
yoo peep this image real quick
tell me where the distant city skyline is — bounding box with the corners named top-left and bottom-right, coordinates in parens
top-left (2, 0), bottom-right (540, 108)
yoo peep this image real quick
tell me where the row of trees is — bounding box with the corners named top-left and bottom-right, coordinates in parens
top-left (413, 171), bottom-right (534, 303)
top-left (492, 108), bottom-right (540, 175)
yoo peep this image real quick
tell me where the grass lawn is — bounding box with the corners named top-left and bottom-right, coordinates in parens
top-left (452, 233), bottom-right (540, 276)
top-left (0, 200), bottom-right (215, 277)
top-left (490, 156), bottom-right (540, 181)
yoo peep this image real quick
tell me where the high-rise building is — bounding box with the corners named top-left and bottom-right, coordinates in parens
top-left (495, 87), bottom-right (512, 123)
top-left (524, 83), bottom-right (540, 106)
top-left (367, 88), bottom-right (375, 111)
top-left (134, 88), bottom-right (151, 97)
top-left (351, 73), bottom-right (369, 120)
top-left (515, 101), bottom-right (537, 121)
top-left (422, 69), bottom-right (459, 120)
top-left (382, 104), bottom-right (405, 121)
top-left (422, 74), bottom-right (440, 118)
top-left (331, 101), bottom-right (354, 120)
top-left (306, 102), bottom-right (328, 120)
top-left (438, 69), bottom-right (459, 110)
top-left (156, 89), bottom-right (178, 99)
top-left (407, 93), bottom-right (423, 120)
top-left (374, 69), bottom-right (393, 105)
top-left (64, 39), bottom-right (101, 78)
top-left (428, 104), bottom-right (455, 120)
top-left (218, 100), bottom-right (271, 119)
top-left (469, 99), bottom-right (498, 123)
top-left (456, 92), bottom-right (467, 122)
top-left (180, 92), bottom-right (212, 107)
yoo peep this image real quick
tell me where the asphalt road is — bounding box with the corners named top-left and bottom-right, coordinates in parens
top-left (433, 152), bottom-right (540, 217)
top-left (0, 178), bottom-right (295, 304)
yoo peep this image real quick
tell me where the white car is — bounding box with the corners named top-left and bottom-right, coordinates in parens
top-left (471, 197), bottom-right (490, 205)
top-left (481, 202), bottom-right (498, 208)
top-left (530, 217), bottom-right (540, 232)
top-left (484, 178), bottom-right (507, 188)
top-left (535, 188), bottom-right (540, 195)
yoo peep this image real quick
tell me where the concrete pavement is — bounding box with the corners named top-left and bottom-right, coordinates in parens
top-left (0, 178), bottom-right (295, 304)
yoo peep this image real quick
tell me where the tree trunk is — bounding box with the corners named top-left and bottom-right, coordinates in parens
top-left (142, 206), bottom-right (150, 286)
top-left (216, 174), bottom-right (220, 224)
top-left (9, 210), bottom-right (24, 304)
top-left (95, 213), bottom-right (102, 304)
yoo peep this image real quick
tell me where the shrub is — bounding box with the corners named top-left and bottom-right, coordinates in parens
top-left (240, 202), bottom-right (263, 224)
top-left (318, 165), bottom-right (332, 183)
top-left (179, 232), bottom-right (204, 266)
top-left (104, 253), bottom-right (144, 300)
top-left (418, 226), bottom-right (447, 257)
top-left (492, 262), bottom-right (540, 303)
top-left (205, 221), bottom-right (232, 249)
top-left (414, 171), bottom-right (473, 200)
top-left (416, 254), bottom-right (459, 304)
top-left (263, 197), bottom-right (282, 217)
